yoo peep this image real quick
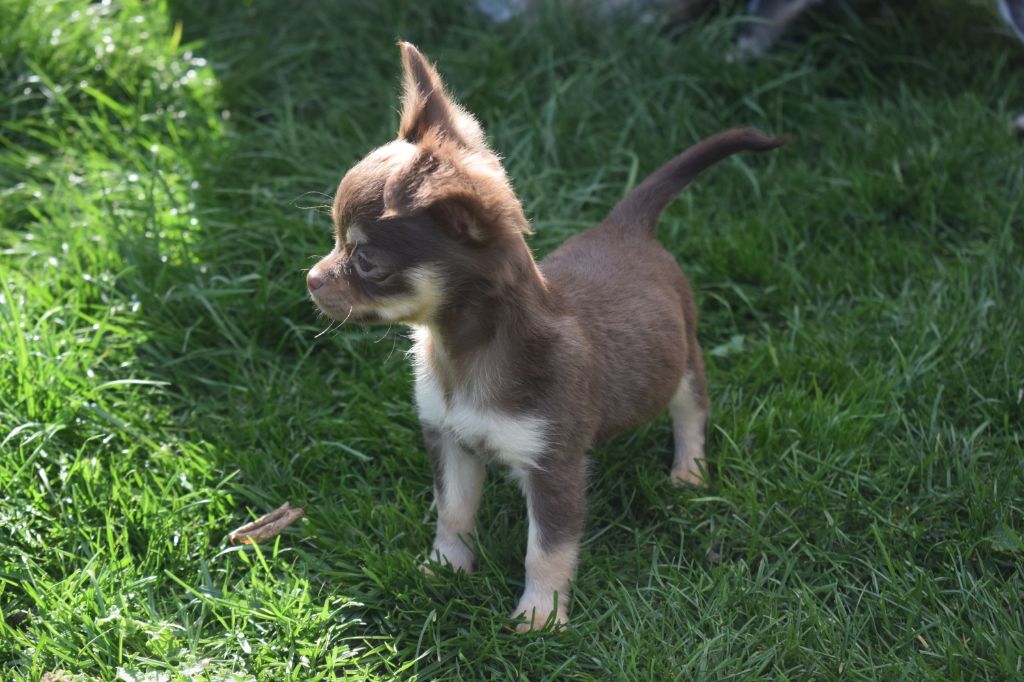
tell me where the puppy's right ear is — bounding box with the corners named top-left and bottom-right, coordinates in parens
top-left (381, 148), bottom-right (489, 242)
top-left (397, 42), bottom-right (485, 148)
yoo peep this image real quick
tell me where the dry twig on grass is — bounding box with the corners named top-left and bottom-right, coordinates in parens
top-left (227, 502), bottom-right (304, 545)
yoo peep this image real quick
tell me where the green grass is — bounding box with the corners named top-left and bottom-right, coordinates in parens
top-left (2, 0), bottom-right (1022, 679)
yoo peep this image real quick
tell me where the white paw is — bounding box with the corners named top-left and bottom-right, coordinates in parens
top-left (511, 591), bottom-right (568, 633)
top-left (420, 540), bottom-right (475, 575)
top-left (670, 466), bottom-right (707, 487)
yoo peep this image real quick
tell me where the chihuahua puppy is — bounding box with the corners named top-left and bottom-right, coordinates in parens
top-left (307, 42), bottom-right (783, 631)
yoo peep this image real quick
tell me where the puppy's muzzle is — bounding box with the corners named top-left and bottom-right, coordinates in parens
top-left (306, 269), bottom-right (325, 291)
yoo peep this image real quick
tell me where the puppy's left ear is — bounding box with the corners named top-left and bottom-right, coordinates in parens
top-left (398, 42), bottom-right (485, 148)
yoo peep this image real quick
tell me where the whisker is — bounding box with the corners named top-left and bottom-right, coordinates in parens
top-left (336, 306), bottom-right (354, 329)
top-left (315, 306), bottom-right (355, 339)
top-left (384, 328), bottom-right (400, 363)
top-left (315, 318), bottom-right (339, 339)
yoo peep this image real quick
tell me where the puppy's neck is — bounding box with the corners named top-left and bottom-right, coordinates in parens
top-left (413, 236), bottom-right (555, 396)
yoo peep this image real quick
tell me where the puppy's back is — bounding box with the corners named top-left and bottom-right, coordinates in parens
top-left (541, 128), bottom-right (784, 438)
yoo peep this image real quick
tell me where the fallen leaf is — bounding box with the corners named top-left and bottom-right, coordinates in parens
top-left (228, 502), bottom-right (304, 545)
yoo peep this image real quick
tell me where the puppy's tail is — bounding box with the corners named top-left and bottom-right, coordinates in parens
top-left (604, 127), bottom-right (786, 236)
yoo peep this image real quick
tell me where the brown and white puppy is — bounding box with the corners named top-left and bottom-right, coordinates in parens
top-left (307, 42), bottom-right (783, 631)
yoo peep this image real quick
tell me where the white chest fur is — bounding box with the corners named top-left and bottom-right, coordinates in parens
top-left (412, 330), bottom-right (547, 470)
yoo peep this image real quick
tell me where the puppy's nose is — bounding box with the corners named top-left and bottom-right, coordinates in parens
top-left (307, 270), bottom-right (325, 291)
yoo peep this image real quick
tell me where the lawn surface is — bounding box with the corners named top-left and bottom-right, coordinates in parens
top-left (2, 0), bottom-right (1023, 679)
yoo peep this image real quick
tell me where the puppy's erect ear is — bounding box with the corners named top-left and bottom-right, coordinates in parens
top-left (382, 147), bottom-right (487, 242)
top-left (398, 42), bottom-right (485, 148)
top-left (427, 198), bottom-right (482, 242)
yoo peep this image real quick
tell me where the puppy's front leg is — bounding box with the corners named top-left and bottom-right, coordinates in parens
top-left (513, 455), bottom-right (586, 632)
top-left (423, 426), bottom-right (486, 573)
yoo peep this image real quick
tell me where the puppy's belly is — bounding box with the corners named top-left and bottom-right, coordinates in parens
top-left (585, 303), bottom-right (690, 439)
top-left (544, 244), bottom-right (692, 436)
top-left (593, 365), bottom-right (685, 441)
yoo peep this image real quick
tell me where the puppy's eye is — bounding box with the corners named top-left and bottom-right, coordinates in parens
top-left (353, 248), bottom-right (386, 281)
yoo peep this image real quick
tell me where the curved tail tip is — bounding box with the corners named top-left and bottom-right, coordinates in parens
top-left (738, 127), bottom-right (791, 151)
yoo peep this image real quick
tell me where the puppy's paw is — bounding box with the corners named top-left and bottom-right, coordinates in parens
top-left (670, 467), bottom-right (707, 487)
top-left (511, 592), bottom-right (568, 633)
top-left (420, 541), bottom-right (475, 575)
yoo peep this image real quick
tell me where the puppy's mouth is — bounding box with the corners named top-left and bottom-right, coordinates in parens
top-left (308, 265), bottom-right (441, 327)
top-left (310, 294), bottom-right (386, 326)
top-left (309, 296), bottom-right (374, 323)
top-left (348, 310), bottom-right (383, 324)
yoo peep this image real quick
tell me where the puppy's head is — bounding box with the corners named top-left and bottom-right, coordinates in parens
top-left (307, 43), bottom-right (529, 325)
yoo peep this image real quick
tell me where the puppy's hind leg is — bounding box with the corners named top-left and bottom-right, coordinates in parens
top-left (669, 364), bottom-right (709, 486)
